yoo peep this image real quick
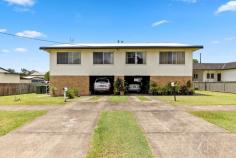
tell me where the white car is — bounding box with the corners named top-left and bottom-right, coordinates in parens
top-left (128, 84), bottom-right (141, 92)
top-left (94, 78), bottom-right (111, 92)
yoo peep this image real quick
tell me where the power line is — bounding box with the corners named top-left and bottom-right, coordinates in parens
top-left (0, 32), bottom-right (68, 44)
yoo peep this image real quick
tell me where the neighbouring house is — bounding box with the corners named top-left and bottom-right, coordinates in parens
top-left (40, 43), bottom-right (203, 96)
top-left (0, 67), bottom-right (21, 83)
top-left (193, 62), bottom-right (236, 82)
top-left (22, 72), bottom-right (45, 84)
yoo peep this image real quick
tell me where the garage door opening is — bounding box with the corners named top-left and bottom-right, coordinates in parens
top-left (90, 76), bottom-right (114, 95)
top-left (125, 76), bottom-right (150, 94)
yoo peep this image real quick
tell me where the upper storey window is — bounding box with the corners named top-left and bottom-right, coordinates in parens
top-left (126, 52), bottom-right (146, 64)
top-left (93, 52), bottom-right (114, 64)
top-left (159, 52), bottom-right (185, 64)
top-left (57, 52), bottom-right (81, 64)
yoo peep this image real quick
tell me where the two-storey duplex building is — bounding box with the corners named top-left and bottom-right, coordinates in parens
top-left (40, 43), bottom-right (203, 95)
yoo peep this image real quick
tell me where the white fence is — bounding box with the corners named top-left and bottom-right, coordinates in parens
top-left (193, 82), bottom-right (236, 93)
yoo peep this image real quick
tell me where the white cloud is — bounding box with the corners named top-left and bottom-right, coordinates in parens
top-left (0, 49), bottom-right (10, 53)
top-left (216, 1), bottom-right (236, 14)
top-left (16, 30), bottom-right (45, 38)
top-left (14, 48), bottom-right (27, 52)
top-left (3, 0), bottom-right (35, 6)
top-left (152, 20), bottom-right (169, 27)
top-left (0, 28), bottom-right (7, 33)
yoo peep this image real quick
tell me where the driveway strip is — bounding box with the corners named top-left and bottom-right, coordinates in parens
top-left (0, 101), bottom-right (106, 158)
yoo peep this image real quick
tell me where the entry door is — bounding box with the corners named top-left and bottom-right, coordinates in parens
top-left (217, 73), bottom-right (221, 82)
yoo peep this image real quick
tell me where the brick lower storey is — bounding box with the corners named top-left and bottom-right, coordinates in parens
top-left (50, 76), bottom-right (90, 96)
top-left (50, 76), bottom-right (192, 96)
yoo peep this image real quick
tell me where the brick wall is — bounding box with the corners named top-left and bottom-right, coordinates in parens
top-left (150, 76), bottom-right (192, 86)
top-left (50, 76), bottom-right (89, 96)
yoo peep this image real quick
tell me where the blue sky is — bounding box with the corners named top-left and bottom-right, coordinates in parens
top-left (0, 0), bottom-right (236, 72)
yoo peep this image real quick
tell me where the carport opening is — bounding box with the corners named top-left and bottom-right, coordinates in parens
top-left (124, 76), bottom-right (150, 94)
top-left (89, 76), bottom-right (114, 95)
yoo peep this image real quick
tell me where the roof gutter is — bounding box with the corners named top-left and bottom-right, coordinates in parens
top-left (40, 45), bottom-right (204, 50)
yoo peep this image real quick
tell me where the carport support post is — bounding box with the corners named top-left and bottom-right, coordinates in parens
top-left (115, 76), bottom-right (125, 95)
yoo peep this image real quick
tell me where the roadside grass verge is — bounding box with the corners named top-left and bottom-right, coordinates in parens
top-left (190, 111), bottom-right (236, 133)
top-left (0, 110), bottom-right (47, 136)
top-left (137, 96), bottom-right (151, 102)
top-left (156, 91), bottom-right (236, 105)
top-left (87, 111), bottom-right (153, 158)
top-left (108, 96), bottom-right (129, 103)
top-left (0, 94), bottom-right (68, 105)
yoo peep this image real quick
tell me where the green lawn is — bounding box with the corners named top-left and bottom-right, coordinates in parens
top-left (108, 96), bottom-right (129, 103)
top-left (87, 111), bottom-right (153, 158)
top-left (156, 91), bottom-right (236, 105)
top-left (137, 96), bottom-right (151, 102)
top-left (191, 111), bottom-right (236, 133)
top-left (0, 110), bottom-right (47, 136)
top-left (0, 93), bottom-right (71, 105)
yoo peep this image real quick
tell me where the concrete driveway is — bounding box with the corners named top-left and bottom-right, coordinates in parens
top-left (133, 98), bottom-right (236, 158)
top-left (0, 96), bottom-right (236, 158)
top-left (0, 101), bottom-right (105, 158)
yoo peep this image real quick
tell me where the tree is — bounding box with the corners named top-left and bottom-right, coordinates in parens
top-left (7, 68), bottom-right (16, 73)
top-left (193, 59), bottom-right (199, 64)
top-left (44, 71), bottom-right (50, 81)
top-left (20, 68), bottom-right (31, 76)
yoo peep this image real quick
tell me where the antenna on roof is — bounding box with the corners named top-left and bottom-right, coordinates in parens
top-left (117, 40), bottom-right (124, 44)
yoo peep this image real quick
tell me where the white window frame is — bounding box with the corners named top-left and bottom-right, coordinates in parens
top-left (126, 52), bottom-right (146, 64)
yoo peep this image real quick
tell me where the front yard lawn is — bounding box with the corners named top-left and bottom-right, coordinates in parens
top-left (156, 91), bottom-right (236, 105)
top-left (108, 96), bottom-right (129, 103)
top-left (0, 93), bottom-right (70, 105)
top-left (191, 111), bottom-right (236, 133)
top-left (87, 111), bottom-right (153, 158)
top-left (0, 110), bottom-right (47, 136)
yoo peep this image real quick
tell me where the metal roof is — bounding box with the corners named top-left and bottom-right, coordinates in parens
top-left (40, 43), bottom-right (204, 50)
top-left (194, 62), bottom-right (236, 70)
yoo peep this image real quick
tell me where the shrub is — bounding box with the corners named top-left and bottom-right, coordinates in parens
top-left (66, 88), bottom-right (79, 99)
top-left (149, 82), bottom-right (162, 95)
top-left (179, 81), bottom-right (194, 95)
top-left (50, 86), bottom-right (57, 97)
top-left (114, 78), bottom-right (124, 95)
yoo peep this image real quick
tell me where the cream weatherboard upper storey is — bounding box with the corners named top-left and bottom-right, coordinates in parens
top-left (40, 43), bottom-right (203, 95)
top-left (41, 43), bottom-right (202, 76)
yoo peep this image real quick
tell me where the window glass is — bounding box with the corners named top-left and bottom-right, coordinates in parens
top-left (57, 52), bottom-right (81, 64)
top-left (104, 52), bottom-right (113, 64)
top-left (160, 52), bottom-right (185, 64)
top-left (137, 52), bottom-right (145, 64)
top-left (126, 52), bottom-right (146, 64)
top-left (126, 52), bottom-right (136, 64)
top-left (93, 52), bottom-right (103, 64)
top-left (211, 73), bottom-right (214, 79)
top-left (93, 52), bottom-right (113, 64)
